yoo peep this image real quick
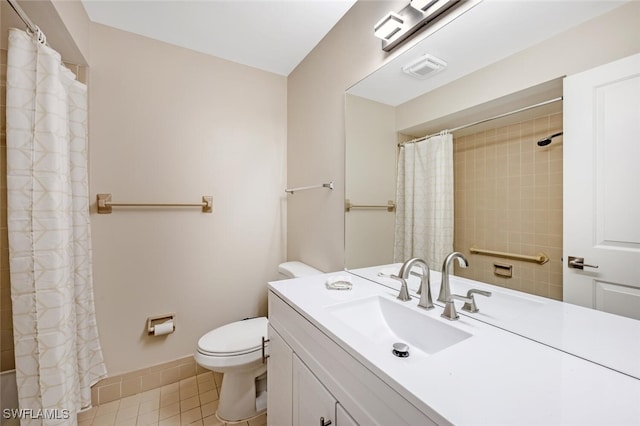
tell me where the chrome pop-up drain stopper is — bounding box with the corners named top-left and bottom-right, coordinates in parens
top-left (392, 342), bottom-right (409, 358)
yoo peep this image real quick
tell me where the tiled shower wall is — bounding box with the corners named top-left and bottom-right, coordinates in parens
top-left (453, 113), bottom-right (563, 300)
top-left (0, 48), bottom-right (87, 371)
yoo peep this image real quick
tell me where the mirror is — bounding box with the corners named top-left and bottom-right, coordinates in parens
top-left (344, 0), bottom-right (639, 379)
top-left (344, 0), bottom-right (592, 297)
top-left (344, 0), bottom-right (635, 296)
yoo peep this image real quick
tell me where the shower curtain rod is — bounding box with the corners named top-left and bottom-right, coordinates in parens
top-left (400, 96), bottom-right (563, 146)
top-left (6, 0), bottom-right (45, 42)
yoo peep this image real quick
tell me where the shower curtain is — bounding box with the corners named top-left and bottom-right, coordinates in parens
top-left (394, 132), bottom-right (454, 270)
top-left (5, 29), bottom-right (106, 423)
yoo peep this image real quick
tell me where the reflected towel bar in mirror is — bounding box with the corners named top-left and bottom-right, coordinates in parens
top-left (97, 193), bottom-right (213, 214)
top-left (285, 181), bottom-right (334, 194)
top-left (345, 200), bottom-right (396, 212)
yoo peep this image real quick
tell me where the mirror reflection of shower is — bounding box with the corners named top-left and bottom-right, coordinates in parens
top-left (537, 131), bottom-right (563, 147)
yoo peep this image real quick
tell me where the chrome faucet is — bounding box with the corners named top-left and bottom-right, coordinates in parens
top-left (397, 258), bottom-right (434, 310)
top-left (387, 275), bottom-right (411, 302)
top-left (441, 294), bottom-right (472, 321)
top-left (461, 289), bottom-right (492, 313)
top-left (442, 289), bottom-right (492, 320)
top-left (438, 252), bottom-right (469, 303)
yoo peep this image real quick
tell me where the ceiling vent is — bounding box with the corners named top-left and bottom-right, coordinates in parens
top-left (402, 54), bottom-right (447, 79)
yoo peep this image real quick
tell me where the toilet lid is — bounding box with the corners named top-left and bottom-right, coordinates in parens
top-left (197, 317), bottom-right (268, 356)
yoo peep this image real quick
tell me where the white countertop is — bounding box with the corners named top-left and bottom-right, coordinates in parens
top-left (350, 263), bottom-right (640, 380)
top-left (269, 272), bottom-right (640, 425)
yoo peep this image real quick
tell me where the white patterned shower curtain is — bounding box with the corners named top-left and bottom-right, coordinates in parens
top-left (394, 132), bottom-right (454, 269)
top-left (6, 29), bottom-right (106, 423)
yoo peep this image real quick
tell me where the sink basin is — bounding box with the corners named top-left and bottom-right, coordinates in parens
top-left (327, 296), bottom-right (471, 357)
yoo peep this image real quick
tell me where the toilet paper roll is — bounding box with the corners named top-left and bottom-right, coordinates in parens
top-left (152, 320), bottom-right (174, 336)
top-left (255, 391), bottom-right (267, 412)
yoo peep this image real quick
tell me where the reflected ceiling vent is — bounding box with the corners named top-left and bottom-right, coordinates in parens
top-left (402, 54), bottom-right (447, 79)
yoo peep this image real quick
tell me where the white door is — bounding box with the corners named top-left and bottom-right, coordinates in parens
top-left (292, 355), bottom-right (336, 426)
top-left (563, 53), bottom-right (640, 319)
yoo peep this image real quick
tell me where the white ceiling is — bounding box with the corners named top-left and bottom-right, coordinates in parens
top-left (80, 0), bottom-right (357, 76)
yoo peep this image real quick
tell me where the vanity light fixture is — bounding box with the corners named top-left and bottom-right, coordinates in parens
top-left (374, 12), bottom-right (404, 40)
top-left (402, 53), bottom-right (447, 79)
top-left (374, 0), bottom-right (462, 52)
top-left (410, 0), bottom-right (443, 13)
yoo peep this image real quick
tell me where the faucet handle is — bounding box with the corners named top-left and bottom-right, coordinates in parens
top-left (441, 294), bottom-right (473, 321)
top-left (417, 274), bottom-right (434, 310)
top-left (461, 289), bottom-right (492, 313)
top-left (388, 275), bottom-right (412, 302)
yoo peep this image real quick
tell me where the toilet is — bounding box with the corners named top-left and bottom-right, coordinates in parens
top-left (194, 261), bottom-right (322, 422)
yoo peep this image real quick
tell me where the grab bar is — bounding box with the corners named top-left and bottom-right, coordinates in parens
top-left (97, 193), bottom-right (213, 214)
top-left (285, 182), bottom-right (334, 195)
top-left (469, 245), bottom-right (549, 265)
top-left (345, 200), bottom-right (396, 212)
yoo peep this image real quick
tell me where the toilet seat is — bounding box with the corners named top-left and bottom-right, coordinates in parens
top-left (197, 317), bottom-right (268, 357)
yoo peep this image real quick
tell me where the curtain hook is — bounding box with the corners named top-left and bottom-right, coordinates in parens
top-left (28, 26), bottom-right (47, 45)
top-left (35, 26), bottom-right (47, 45)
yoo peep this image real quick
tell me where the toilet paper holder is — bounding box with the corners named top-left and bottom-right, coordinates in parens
top-left (147, 313), bottom-right (176, 336)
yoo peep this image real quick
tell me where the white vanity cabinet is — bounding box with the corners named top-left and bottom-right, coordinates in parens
top-left (267, 290), bottom-right (439, 426)
top-left (267, 324), bottom-right (344, 426)
top-left (266, 325), bottom-right (293, 426)
top-left (292, 355), bottom-right (335, 426)
top-left (268, 274), bottom-right (640, 425)
top-left (268, 322), bottom-right (359, 426)
top-left (336, 403), bottom-right (358, 426)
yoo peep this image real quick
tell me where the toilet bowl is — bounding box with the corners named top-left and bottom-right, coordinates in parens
top-left (194, 317), bottom-right (268, 422)
top-left (194, 261), bottom-right (322, 422)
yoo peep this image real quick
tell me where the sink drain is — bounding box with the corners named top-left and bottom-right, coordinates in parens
top-left (392, 342), bottom-right (409, 358)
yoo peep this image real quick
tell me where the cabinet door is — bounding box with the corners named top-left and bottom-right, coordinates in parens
top-left (292, 354), bottom-right (336, 426)
top-left (267, 325), bottom-right (293, 426)
top-left (337, 403), bottom-right (359, 426)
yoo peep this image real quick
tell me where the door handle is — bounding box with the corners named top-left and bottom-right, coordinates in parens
top-left (568, 256), bottom-right (599, 270)
top-left (320, 417), bottom-right (332, 426)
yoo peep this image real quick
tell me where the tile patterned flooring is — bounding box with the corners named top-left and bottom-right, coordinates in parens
top-left (77, 372), bottom-right (267, 426)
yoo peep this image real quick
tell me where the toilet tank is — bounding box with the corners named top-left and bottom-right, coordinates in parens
top-left (277, 261), bottom-right (322, 280)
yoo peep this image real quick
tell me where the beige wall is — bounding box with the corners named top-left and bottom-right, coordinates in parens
top-left (288, 1), bottom-right (640, 273)
top-left (89, 23), bottom-right (287, 375)
top-left (2, 2), bottom-right (287, 379)
top-left (345, 94), bottom-right (397, 269)
top-left (50, 0), bottom-right (91, 64)
top-left (287, 0), bottom-right (413, 273)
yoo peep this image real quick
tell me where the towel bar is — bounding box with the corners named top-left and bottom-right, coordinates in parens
top-left (97, 193), bottom-right (213, 214)
top-left (345, 199), bottom-right (396, 212)
top-left (285, 182), bottom-right (334, 194)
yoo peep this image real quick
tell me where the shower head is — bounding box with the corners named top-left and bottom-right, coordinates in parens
top-left (537, 132), bottom-right (563, 147)
top-left (537, 137), bottom-right (553, 147)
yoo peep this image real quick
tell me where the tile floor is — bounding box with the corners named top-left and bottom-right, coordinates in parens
top-left (77, 372), bottom-right (267, 426)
